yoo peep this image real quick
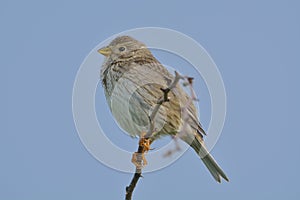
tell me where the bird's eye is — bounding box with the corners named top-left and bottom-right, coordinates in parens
top-left (119, 46), bottom-right (126, 52)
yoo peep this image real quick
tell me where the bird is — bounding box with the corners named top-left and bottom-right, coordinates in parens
top-left (98, 36), bottom-right (229, 183)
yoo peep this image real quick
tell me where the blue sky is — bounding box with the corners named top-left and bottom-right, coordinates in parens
top-left (2, 0), bottom-right (300, 199)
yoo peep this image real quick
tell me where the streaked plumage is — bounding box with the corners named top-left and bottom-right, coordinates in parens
top-left (98, 36), bottom-right (229, 182)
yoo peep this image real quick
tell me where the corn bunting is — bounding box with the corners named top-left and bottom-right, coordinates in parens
top-left (98, 36), bottom-right (229, 182)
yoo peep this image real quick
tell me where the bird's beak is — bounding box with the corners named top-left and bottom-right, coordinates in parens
top-left (97, 46), bottom-right (112, 57)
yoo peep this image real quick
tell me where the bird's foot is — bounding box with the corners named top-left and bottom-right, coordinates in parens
top-left (138, 137), bottom-right (151, 152)
top-left (131, 135), bottom-right (151, 169)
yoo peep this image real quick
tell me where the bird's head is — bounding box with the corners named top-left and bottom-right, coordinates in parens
top-left (97, 36), bottom-right (148, 61)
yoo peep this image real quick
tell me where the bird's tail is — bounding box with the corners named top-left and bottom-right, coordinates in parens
top-left (190, 136), bottom-right (229, 183)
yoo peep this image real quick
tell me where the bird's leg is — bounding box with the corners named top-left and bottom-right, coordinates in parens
top-left (131, 132), bottom-right (151, 169)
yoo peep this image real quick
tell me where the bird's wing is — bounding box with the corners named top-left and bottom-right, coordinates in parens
top-left (122, 60), bottom-right (206, 139)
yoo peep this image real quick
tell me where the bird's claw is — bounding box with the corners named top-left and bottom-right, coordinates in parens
top-left (131, 136), bottom-right (151, 169)
top-left (139, 137), bottom-right (151, 152)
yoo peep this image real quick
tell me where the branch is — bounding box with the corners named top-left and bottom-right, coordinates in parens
top-left (125, 145), bottom-right (144, 200)
top-left (163, 76), bottom-right (198, 157)
top-left (145, 71), bottom-right (183, 138)
top-left (125, 71), bottom-right (182, 200)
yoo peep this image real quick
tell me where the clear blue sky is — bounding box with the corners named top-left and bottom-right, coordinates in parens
top-left (2, 0), bottom-right (300, 199)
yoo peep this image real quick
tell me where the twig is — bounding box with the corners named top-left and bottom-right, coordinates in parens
top-left (125, 145), bottom-right (144, 200)
top-left (125, 71), bottom-right (182, 200)
top-left (177, 76), bottom-right (198, 139)
top-left (163, 76), bottom-right (198, 157)
top-left (145, 71), bottom-right (183, 138)
top-left (163, 135), bottom-right (181, 157)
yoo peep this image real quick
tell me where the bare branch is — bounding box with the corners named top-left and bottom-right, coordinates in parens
top-left (125, 71), bottom-right (182, 200)
top-left (163, 135), bottom-right (181, 157)
top-left (177, 76), bottom-right (197, 138)
top-left (145, 71), bottom-right (183, 138)
top-left (125, 145), bottom-right (144, 200)
top-left (163, 76), bottom-right (198, 157)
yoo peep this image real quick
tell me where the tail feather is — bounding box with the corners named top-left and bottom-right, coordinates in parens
top-left (202, 153), bottom-right (229, 182)
top-left (190, 136), bottom-right (229, 183)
